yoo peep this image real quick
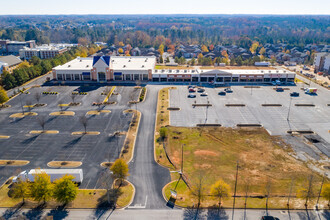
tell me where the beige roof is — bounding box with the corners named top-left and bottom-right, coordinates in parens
top-left (111, 56), bottom-right (156, 70)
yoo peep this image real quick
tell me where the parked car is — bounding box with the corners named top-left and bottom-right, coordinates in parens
top-left (218, 91), bottom-right (226, 95)
top-left (197, 88), bottom-right (205, 93)
top-left (261, 216), bottom-right (280, 220)
top-left (200, 92), bottom-right (208, 96)
top-left (224, 88), bottom-right (233, 93)
top-left (188, 85), bottom-right (195, 89)
top-left (189, 88), bottom-right (196, 92)
top-left (290, 92), bottom-right (299, 97)
top-left (187, 94), bottom-right (196, 98)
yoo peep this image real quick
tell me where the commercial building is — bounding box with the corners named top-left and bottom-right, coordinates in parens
top-left (0, 40), bottom-right (36, 55)
top-left (314, 52), bottom-right (330, 73)
top-left (52, 55), bottom-right (295, 84)
top-left (19, 45), bottom-right (68, 60)
top-left (0, 55), bottom-right (22, 74)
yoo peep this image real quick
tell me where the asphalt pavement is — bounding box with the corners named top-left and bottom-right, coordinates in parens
top-left (127, 85), bottom-right (171, 209)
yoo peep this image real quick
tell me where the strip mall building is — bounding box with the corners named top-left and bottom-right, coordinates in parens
top-left (52, 56), bottom-right (296, 84)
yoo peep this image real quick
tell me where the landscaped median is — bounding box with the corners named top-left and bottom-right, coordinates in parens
top-left (9, 112), bottom-right (38, 118)
top-left (0, 160), bottom-right (29, 166)
top-left (0, 135), bottom-right (10, 139)
top-left (154, 87), bottom-right (177, 168)
top-left (71, 131), bottom-right (100, 135)
top-left (29, 130), bottom-right (59, 134)
top-left (47, 161), bottom-right (82, 168)
top-left (49, 111), bottom-right (75, 116)
top-left (159, 126), bottom-right (329, 209)
top-left (120, 109), bottom-right (141, 163)
top-left (86, 110), bottom-right (111, 115)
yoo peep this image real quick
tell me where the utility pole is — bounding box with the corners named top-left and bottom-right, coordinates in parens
top-left (19, 90), bottom-right (24, 114)
top-left (287, 178), bottom-right (294, 208)
top-left (232, 161), bottom-right (239, 220)
top-left (316, 174), bottom-right (325, 210)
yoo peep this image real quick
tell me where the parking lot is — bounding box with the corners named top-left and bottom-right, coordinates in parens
top-left (0, 85), bottom-right (141, 188)
top-left (170, 84), bottom-right (330, 144)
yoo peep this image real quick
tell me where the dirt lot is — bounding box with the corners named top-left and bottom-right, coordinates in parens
top-left (165, 126), bottom-right (325, 195)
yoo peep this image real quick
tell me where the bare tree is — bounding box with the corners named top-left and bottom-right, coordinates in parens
top-left (34, 92), bottom-right (41, 104)
top-left (265, 179), bottom-right (272, 214)
top-left (104, 86), bottom-right (111, 95)
top-left (79, 116), bottom-right (88, 134)
top-left (58, 100), bottom-right (64, 112)
top-left (135, 80), bottom-right (141, 88)
top-left (25, 100), bottom-right (32, 112)
top-left (95, 98), bottom-right (103, 112)
top-left (37, 115), bottom-right (47, 132)
top-left (70, 93), bottom-right (76, 104)
top-left (191, 172), bottom-right (206, 208)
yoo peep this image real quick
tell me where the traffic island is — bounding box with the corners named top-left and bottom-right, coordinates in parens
top-left (115, 180), bottom-right (135, 209)
top-left (120, 109), bottom-right (141, 162)
top-left (295, 104), bottom-right (315, 107)
top-left (100, 162), bottom-right (113, 168)
top-left (47, 161), bottom-right (82, 168)
top-left (71, 131), bottom-right (100, 135)
top-left (261, 104), bottom-right (282, 107)
top-left (0, 160), bottom-right (29, 166)
top-left (49, 111), bottom-right (75, 116)
top-left (225, 104), bottom-right (246, 107)
top-left (86, 110), bottom-right (111, 115)
top-left (0, 104), bottom-right (11, 109)
top-left (0, 135), bottom-right (10, 139)
top-left (9, 112), bottom-right (38, 118)
top-left (29, 130), bottom-right (59, 134)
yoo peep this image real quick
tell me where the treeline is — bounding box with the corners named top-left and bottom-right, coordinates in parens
top-left (0, 15), bottom-right (329, 47)
top-left (0, 45), bottom-right (100, 90)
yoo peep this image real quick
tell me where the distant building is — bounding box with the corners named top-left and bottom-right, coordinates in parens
top-left (19, 45), bottom-right (68, 60)
top-left (255, 62), bottom-right (271, 67)
top-left (0, 55), bottom-right (22, 74)
top-left (314, 52), bottom-right (330, 73)
top-left (0, 40), bottom-right (36, 55)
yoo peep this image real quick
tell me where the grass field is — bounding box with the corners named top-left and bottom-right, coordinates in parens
top-left (155, 87), bottom-right (176, 168)
top-left (0, 180), bottom-right (134, 209)
top-left (163, 126), bottom-right (328, 208)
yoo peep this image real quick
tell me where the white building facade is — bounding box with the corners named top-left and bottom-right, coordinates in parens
top-left (52, 55), bottom-right (295, 84)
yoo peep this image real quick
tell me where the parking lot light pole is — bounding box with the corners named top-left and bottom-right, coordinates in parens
top-left (287, 97), bottom-right (292, 121)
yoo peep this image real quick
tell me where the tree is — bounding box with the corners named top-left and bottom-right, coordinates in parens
top-left (25, 100), bottom-right (32, 112)
top-left (159, 127), bottom-right (168, 140)
top-left (249, 42), bottom-right (259, 54)
top-left (0, 86), bottom-right (9, 104)
top-left (158, 44), bottom-right (164, 55)
top-left (34, 92), bottom-right (41, 104)
top-left (321, 183), bottom-right (330, 207)
top-left (30, 171), bottom-right (52, 203)
top-left (191, 173), bottom-right (206, 208)
top-left (210, 179), bottom-right (231, 208)
top-left (201, 45), bottom-right (209, 53)
top-left (259, 47), bottom-right (266, 55)
top-left (79, 115), bottom-right (88, 133)
top-left (70, 93), bottom-right (76, 104)
top-left (1, 72), bottom-right (17, 90)
top-left (118, 48), bottom-right (124, 54)
top-left (53, 175), bottom-right (78, 205)
top-left (11, 178), bottom-right (29, 203)
top-left (190, 57), bottom-right (196, 66)
top-left (110, 159), bottom-right (129, 188)
top-left (159, 56), bottom-right (164, 64)
top-left (37, 115), bottom-right (46, 132)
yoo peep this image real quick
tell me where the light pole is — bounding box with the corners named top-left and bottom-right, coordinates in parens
top-left (287, 97), bottom-right (292, 121)
top-left (232, 161), bottom-right (239, 220)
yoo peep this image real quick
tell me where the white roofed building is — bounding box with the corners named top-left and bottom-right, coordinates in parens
top-left (52, 55), bottom-right (295, 84)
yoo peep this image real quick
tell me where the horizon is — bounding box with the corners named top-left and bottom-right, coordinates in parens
top-left (0, 0), bottom-right (329, 15)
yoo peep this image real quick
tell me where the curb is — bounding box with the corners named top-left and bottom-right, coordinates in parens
top-left (117, 180), bottom-right (136, 210)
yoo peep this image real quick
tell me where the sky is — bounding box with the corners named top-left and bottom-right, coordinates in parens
top-left (0, 0), bottom-right (329, 15)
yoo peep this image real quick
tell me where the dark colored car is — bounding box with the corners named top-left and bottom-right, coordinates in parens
top-left (187, 94), bottom-right (196, 98)
top-left (290, 92), bottom-right (299, 97)
top-left (218, 91), bottom-right (226, 95)
top-left (200, 92), bottom-right (208, 96)
top-left (197, 88), bottom-right (205, 93)
top-left (224, 88), bottom-right (233, 93)
top-left (261, 216), bottom-right (280, 220)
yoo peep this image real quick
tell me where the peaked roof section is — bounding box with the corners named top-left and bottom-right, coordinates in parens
top-left (0, 55), bottom-right (22, 67)
top-left (93, 56), bottom-right (110, 66)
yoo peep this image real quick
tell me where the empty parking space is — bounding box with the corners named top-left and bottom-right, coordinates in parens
top-left (0, 85), bottom-right (137, 188)
top-left (170, 85), bottom-right (330, 143)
